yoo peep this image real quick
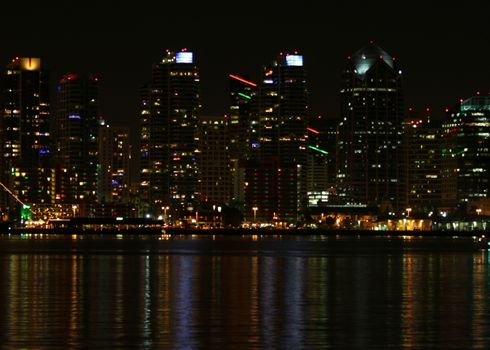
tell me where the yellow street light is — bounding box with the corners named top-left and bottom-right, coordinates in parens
top-left (252, 206), bottom-right (258, 223)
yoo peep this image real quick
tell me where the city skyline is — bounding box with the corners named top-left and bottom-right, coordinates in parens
top-left (1, 1), bottom-right (488, 134)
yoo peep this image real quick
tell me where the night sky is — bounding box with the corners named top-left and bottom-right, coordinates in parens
top-left (1, 1), bottom-right (489, 136)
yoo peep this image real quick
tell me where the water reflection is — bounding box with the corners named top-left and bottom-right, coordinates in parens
top-left (0, 236), bottom-right (488, 348)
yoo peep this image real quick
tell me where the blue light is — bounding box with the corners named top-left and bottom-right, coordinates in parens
top-left (176, 52), bottom-right (193, 64)
top-left (39, 149), bottom-right (49, 154)
top-left (286, 55), bottom-right (303, 66)
top-left (251, 142), bottom-right (260, 148)
top-left (68, 115), bottom-right (80, 119)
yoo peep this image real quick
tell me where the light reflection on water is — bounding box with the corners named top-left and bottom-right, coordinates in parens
top-left (0, 234), bottom-right (488, 348)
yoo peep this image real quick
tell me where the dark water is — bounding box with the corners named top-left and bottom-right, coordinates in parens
top-left (0, 233), bottom-right (489, 349)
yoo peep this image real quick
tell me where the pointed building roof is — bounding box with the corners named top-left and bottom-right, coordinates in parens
top-left (351, 42), bottom-right (395, 76)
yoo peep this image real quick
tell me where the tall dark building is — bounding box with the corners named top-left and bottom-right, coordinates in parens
top-left (53, 74), bottom-right (99, 214)
top-left (0, 57), bottom-right (52, 213)
top-left (140, 49), bottom-right (200, 218)
top-left (442, 95), bottom-right (490, 214)
top-left (242, 52), bottom-right (308, 223)
top-left (337, 43), bottom-right (404, 212)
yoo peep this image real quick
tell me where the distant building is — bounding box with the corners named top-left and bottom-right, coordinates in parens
top-left (197, 115), bottom-right (231, 205)
top-left (0, 57), bottom-right (53, 213)
top-left (403, 109), bottom-right (442, 215)
top-left (139, 49), bottom-right (200, 218)
top-left (442, 95), bottom-right (490, 214)
top-left (53, 74), bottom-right (99, 215)
top-left (337, 43), bottom-right (404, 213)
top-left (98, 122), bottom-right (131, 204)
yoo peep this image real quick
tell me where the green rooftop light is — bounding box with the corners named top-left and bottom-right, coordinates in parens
top-left (238, 92), bottom-right (252, 100)
top-left (308, 145), bottom-right (329, 155)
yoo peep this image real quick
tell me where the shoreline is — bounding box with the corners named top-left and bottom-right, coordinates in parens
top-left (1, 227), bottom-right (487, 237)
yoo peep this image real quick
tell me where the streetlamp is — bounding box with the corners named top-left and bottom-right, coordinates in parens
top-left (476, 208), bottom-right (482, 216)
top-left (163, 206), bottom-right (170, 225)
top-left (252, 206), bottom-right (258, 224)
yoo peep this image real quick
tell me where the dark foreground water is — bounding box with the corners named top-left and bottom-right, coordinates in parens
top-left (0, 233), bottom-right (489, 349)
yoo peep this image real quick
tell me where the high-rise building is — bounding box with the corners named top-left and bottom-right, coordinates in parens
top-left (242, 52), bottom-right (308, 223)
top-left (98, 121), bottom-right (131, 204)
top-left (241, 52), bottom-right (308, 222)
top-left (337, 42), bottom-right (404, 213)
top-left (0, 57), bottom-right (53, 213)
top-left (442, 95), bottom-right (490, 214)
top-left (403, 108), bottom-right (442, 215)
top-left (53, 74), bottom-right (99, 214)
top-left (197, 115), bottom-right (231, 205)
top-left (140, 49), bottom-right (200, 218)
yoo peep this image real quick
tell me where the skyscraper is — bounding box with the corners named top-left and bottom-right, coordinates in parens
top-left (140, 49), bottom-right (200, 218)
top-left (242, 52), bottom-right (308, 223)
top-left (442, 95), bottom-right (490, 214)
top-left (0, 57), bottom-right (52, 213)
top-left (337, 43), bottom-right (404, 212)
top-left (53, 74), bottom-right (99, 214)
